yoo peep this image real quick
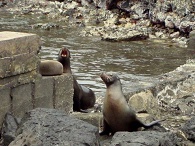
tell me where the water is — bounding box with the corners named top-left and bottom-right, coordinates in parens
top-left (0, 11), bottom-right (194, 96)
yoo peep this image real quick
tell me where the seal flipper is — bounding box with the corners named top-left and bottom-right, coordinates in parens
top-left (99, 119), bottom-right (112, 136)
top-left (79, 109), bottom-right (89, 113)
top-left (142, 119), bottom-right (166, 129)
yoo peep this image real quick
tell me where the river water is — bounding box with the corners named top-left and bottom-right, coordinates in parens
top-left (0, 11), bottom-right (194, 97)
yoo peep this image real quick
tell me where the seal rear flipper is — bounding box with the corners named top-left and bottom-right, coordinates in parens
top-left (143, 119), bottom-right (166, 129)
top-left (79, 109), bottom-right (89, 113)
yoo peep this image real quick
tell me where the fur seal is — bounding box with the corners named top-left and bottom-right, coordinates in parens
top-left (100, 72), bottom-right (164, 135)
top-left (58, 47), bottom-right (96, 112)
top-left (39, 60), bottom-right (63, 76)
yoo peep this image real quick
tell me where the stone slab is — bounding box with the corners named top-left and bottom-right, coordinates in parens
top-left (11, 83), bottom-right (33, 118)
top-left (0, 52), bottom-right (40, 78)
top-left (34, 76), bottom-right (54, 108)
top-left (0, 31), bottom-right (40, 58)
top-left (54, 73), bottom-right (74, 114)
top-left (0, 70), bottom-right (40, 90)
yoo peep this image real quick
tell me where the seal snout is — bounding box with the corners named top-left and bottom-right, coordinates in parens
top-left (100, 72), bottom-right (112, 83)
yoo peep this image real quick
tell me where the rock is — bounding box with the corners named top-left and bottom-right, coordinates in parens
top-left (170, 95), bottom-right (195, 115)
top-left (9, 108), bottom-right (99, 146)
top-left (180, 116), bottom-right (195, 142)
top-left (32, 23), bottom-right (60, 30)
top-left (165, 15), bottom-right (175, 29)
top-left (110, 131), bottom-right (182, 146)
top-left (101, 29), bottom-right (148, 41)
top-left (71, 112), bottom-right (102, 127)
top-left (170, 31), bottom-right (180, 38)
top-left (128, 90), bottom-right (157, 113)
top-left (188, 30), bottom-right (195, 49)
top-left (1, 112), bottom-right (20, 146)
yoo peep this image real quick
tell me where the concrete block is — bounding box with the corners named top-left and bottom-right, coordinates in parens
top-left (0, 31), bottom-right (40, 58)
top-left (54, 73), bottom-right (74, 114)
top-left (10, 52), bottom-right (40, 77)
top-left (34, 76), bottom-right (54, 108)
top-left (0, 88), bottom-right (11, 125)
top-left (11, 83), bottom-right (33, 118)
top-left (0, 57), bottom-right (11, 78)
top-left (0, 51), bottom-right (40, 78)
top-left (0, 70), bottom-right (39, 90)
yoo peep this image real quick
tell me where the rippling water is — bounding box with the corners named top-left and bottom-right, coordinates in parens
top-left (0, 11), bottom-right (194, 96)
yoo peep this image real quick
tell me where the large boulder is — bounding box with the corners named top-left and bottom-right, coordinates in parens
top-left (9, 108), bottom-right (99, 146)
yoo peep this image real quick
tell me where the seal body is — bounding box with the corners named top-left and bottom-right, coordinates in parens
top-left (58, 47), bottom-right (96, 112)
top-left (100, 72), bottom-right (163, 135)
top-left (39, 60), bottom-right (63, 76)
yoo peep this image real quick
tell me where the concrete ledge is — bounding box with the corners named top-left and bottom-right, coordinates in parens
top-left (34, 73), bottom-right (74, 114)
top-left (0, 31), bottom-right (41, 78)
top-left (0, 31), bottom-right (40, 58)
top-left (53, 74), bottom-right (74, 113)
top-left (0, 70), bottom-right (39, 90)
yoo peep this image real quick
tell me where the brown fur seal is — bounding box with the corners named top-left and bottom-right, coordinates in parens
top-left (58, 47), bottom-right (96, 112)
top-left (39, 60), bottom-right (63, 76)
top-left (100, 72), bottom-right (164, 135)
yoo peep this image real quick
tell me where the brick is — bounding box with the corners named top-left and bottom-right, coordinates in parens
top-left (34, 76), bottom-right (54, 108)
top-left (0, 88), bottom-right (11, 125)
top-left (0, 31), bottom-right (40, 58)
top-left (54, 74), bottom-right (73, 114)
top-left (11, 83), bottom-right (33, 118)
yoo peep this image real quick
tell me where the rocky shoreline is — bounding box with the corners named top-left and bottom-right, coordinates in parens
top-left (1, 0), bottom-right (195, 47)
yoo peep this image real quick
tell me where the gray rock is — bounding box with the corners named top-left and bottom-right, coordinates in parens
top-left (110, 131), bottom-right (182, 146)
top-left (181, 116), bottom-right (195, 142)
top-left (1, 112), bottom-right (19, 146)
top-left (165, 15), bottom-right (175, 29)
top-left (9, 108), bottom-right (99, 146)
top-left (188, 30), bottom-right (195, 49)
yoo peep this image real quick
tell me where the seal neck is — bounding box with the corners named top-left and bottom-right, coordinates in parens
top-left (58, 57), bottom-right (72, 74)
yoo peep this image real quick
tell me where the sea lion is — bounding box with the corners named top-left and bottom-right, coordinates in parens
top-left (100, 72), bottom-right (164, 135)
top-left (58, 47), bottom-right (96, 112)
top-left (39, 60), bottom-right (63, 76)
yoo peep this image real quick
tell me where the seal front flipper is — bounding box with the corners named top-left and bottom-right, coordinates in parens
top-left (99, 119), bottom-right (112, 136)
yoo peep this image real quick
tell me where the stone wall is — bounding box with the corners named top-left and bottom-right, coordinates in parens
top-left (0, 31), bottom-right (74, 125)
